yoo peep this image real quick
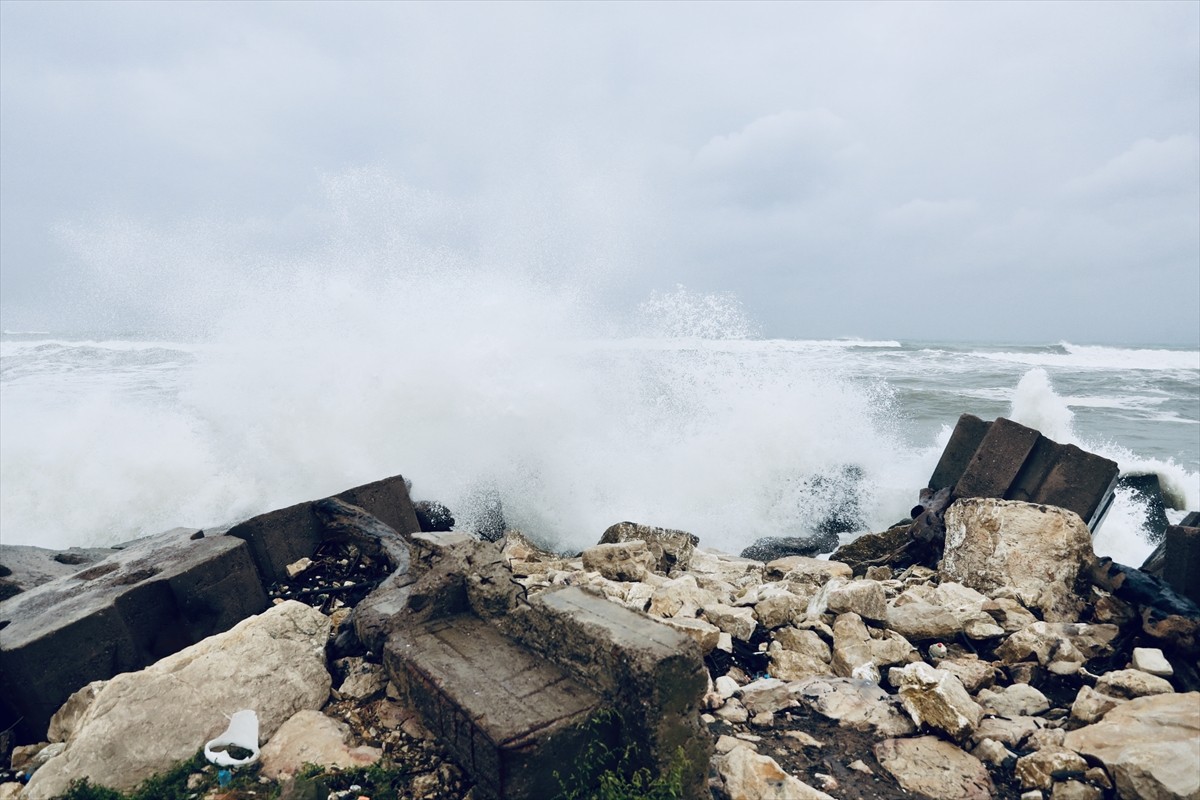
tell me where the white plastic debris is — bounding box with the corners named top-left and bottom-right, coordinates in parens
top-left (204, 709), bottom-right (260, 767)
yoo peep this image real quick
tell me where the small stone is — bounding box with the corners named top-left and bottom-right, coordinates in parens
top-left (1051, 780), bottom-right (1102, 800)
top-left (977, 683), bottom-right (1051, 717)
top-left (1070, 686), bottom-right (1124, 725)
top-left (715, 734), bottom-right (744, 754)
top-left (973, 737), bottom-right (1016, 768)
top-left (715, 675), bottom-right (739, 699)
top-left (848, 759), bottom-right (872, 775)
top-left (715, 698), bottom-right (749, 724)
top-left (1130, 647), bottom-right (1174, 677)
top-left (785, 730), bottom-right (824, 748)
top-left (286, 557), bottom-right (313, 579)
top-left (750, 711), bottom-right (775, 728)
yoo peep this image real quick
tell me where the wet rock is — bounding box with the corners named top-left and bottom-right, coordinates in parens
top-left (976, 683), bottom-right (1051, 717)
top-left (413, 500), bottom-right (455, 532)
top-left (259, 710), bottom-right (382, 779)
top-left (580, 540), bottom-right (656, 582)
top-left (740, 533), bottom-right (840, 563)
top-left (827, 579), bottom-right (888, 622)
top-left (23, 601), bottom-right (331, 799)
top-left (874, 736), bottom-right (994, 800)
top-left (943, 499), bottom-right (1096, 622)
top-left (600, 521), bottom-right (699, 574)
top-left (1015, 749), bottom-right (1089, 791)
top-left (830, 523), bottom-right (912, 575)
top-left (1094, 668), bottom-right (1175, 699)
top-left (1064, 692), bottom-right (1200, 800)
top-left (889, 661), bottom-right (984, 743)
top-left (716, 744), bottom-right (835, 800)
top-left (793, 676), bottom-right (916, 737)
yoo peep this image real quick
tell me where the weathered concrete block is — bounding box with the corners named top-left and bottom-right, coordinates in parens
top-left (225, 474), bottom-right (420, 584)
top-left (929, 415), bottom-right (1118, 531)
top-left (1161, 524), bottom-right (1200, 606)
top-left (955, 417), bottom-right (1041, 500)
top-left (929, 414), bottom-right (992, 492)
top-left (385, 614), bottom-right (606, 799)
top-left (496, 586), bottom-right (711, 796)
top-left (0, 528), bottom-right (266, 742)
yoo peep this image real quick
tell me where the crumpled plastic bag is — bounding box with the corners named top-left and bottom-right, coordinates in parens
top-left (204, 709), bottom-right (260, 767)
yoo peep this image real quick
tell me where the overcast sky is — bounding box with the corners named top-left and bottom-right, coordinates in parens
top-left (2, 0), bottom-right (1197, 344)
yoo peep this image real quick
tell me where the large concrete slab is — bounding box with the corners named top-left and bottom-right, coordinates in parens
top-left (225, 474), bottom-right (421, 584)
top-left (496, 586), bottom-right (711, 796)
top-left (929, 414), bottom-right (1119, 530)
top-left (385, 614), bottom-right (606, 799)
top-left (0, 528), bottom-right (266, 741)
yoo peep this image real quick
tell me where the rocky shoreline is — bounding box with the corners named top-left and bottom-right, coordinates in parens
top-left (1, 415), bottom-right (1198, 800)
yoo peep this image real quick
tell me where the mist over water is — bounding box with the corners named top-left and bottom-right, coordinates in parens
top-left (2, 171), bottom-right (1197, 564)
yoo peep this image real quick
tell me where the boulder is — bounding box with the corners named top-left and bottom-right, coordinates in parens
top-left (995, 622), bottom-right (1119, 666)
top-left (973, 715), bottom-right (1043, 749)
top-left (1069, 686), bottom-right (1124, 726)
top-left (599, 521), bottom-right (699, 574)
top-left (753, 590), bottom-right (808, 629)
top-left (943, 499), bottom-right (1095, 622)
top-left (830, 524), bottom-right (912, 575)
top-left (703, 604), bottom-right (758, 642)
top-left (768, 647), bottom-right (832, 682)
top-left (1015, 748), bottom-right (1090, 791)
top-left (874, 736), bottom-right (994, 800)
top-left (739, 678), bottom-right (797, 716)
top-left (581, 541), bottom-right (656, 582)
top-left (1094, 668), bottom-right (1175, 699)
top-left (689, 549), bottom-right (765, 588)
top-left (647, 574), bottom-right (717, 618)
top-left (976, 683), bottom-right (1051, 717)
top-left (889, 661), bottom-right (984, 743)
top-left (792, 676), bottom-right (915, 737)
top-left (1131, 647), bottom-right (1174, 677)
top-left (0, 544), bottom-right (118, 599)
top-left (23, 601), bottom-right (331, 799)
top-left (982, 597), bottom-right (1040, 633)
top-left (830, 613), bottom-right (874, 679)
top-left (827, 579), bottom-right (888, 622)
top-left (938, 657), bottom-right (1000, 694)
top-left (717, 744), bottom-right (835, 800)
top-left (886, 601), bottom-right (962, 641)
top-left (1064, 692), bottom-right (1200, 800)
top-left (661, 617), bottom-right (721, 653)
top-left (259, 710), bottom-right (382, 779)
top-left (764, 556), bottom-right (852, 587)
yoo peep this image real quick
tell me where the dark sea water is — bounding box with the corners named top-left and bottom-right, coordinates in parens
top-left (3, 329), bottom-right (1195, 567)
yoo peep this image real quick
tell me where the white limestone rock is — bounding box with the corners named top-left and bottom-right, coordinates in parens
top-left (943, 499), bottom-right (1096, 622)
top-left (703, 603), bottom-right (758, 642)
top-left (1094, 668), bottom-right (1175, 699)
top-left (1015, 749), bottom-right (1090, 792)
top-left (1131, 647), bottom-right (1174, 677)
top-left (826, 579), bottom-right (888, 623)
top-left (874, 736), bottom-right (994, 800)
top-left (976, 683), bottom-right (1051, 717)
top-left (792, 676), bottom-right (916, 737)
top-left (581, 540), bottom-right (656, 582)
top-left (24, 601), bottom-right (331, 800)
top-left (717, 745), bottom-right (836, 800)
top-left (889, 661), bottom-right (984, 743)
top-left (259, 709), bottom-right (382, 779)
top-left (1064, 692), bottom-right (1200, 800)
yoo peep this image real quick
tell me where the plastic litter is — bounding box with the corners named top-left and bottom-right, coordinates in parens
top-left (204, 709), bottom-right (260, 767)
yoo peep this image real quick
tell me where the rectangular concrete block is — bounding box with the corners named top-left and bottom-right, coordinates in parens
top-left (954, 417), bottom-right (1041, 499)
top-left (0, 529), bottom-right (266, 742)
top-left (385, 614), bottom-right (605, 799)
top-left (497, 586), bottom-right (711, 796)
top-left (929, 414), bottom-right (992, 492)
top-left (1162, 524), bottom-right (1200, 606)
top-left (225, 474), bottom-right (421, 585)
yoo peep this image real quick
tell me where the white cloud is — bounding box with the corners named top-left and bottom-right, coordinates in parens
top-left (1066, 135), bottom-right (1200, 202)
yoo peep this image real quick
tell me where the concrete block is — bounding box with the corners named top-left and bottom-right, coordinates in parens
top-left (497, 586), bottom-right (711, 796)
top-left (385, 614), bottom-right (606, 799)
top-left (929, 416), bottom-right (1118, 531)
top-left (1161, 524), bottom-right (1200, 607)
top-left (225, 474), bottom-right (421, 584)
top-left (954, 418), bottom-right (1041, 500)
top-left (929, 414), bottom-right (991, 492)
top-left (0, 529), bottom-right (266, 742)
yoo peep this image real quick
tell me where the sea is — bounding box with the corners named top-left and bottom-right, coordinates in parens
top-left (3, 321), bottom-right (1197, 568)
